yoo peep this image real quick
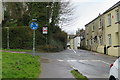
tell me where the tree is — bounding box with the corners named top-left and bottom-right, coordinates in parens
top-left (3, 2), bottom-right (28, 27)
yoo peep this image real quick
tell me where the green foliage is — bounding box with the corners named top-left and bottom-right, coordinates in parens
top-left (2, 28), bottom-right (7, 48)
top-left (2, 2), bottom-right (68, 28)
top-left (2, 26), bottom-right (67, 52)
top-left (2, 52), bottom-right (40, 78)
top-left (2, 2), bottom-right (68, 52)
top-left (9, 27), bottom-right (33, 49)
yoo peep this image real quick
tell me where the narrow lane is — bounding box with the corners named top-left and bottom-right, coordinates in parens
top-left (36, 49), bottom-right (117, 78)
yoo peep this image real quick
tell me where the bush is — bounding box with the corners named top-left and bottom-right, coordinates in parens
top-left (2, 26), bottom-right (67, 52)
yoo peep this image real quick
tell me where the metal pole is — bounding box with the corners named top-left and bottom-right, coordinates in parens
top-left (7, 27), bottom-right (9, 49)
top-left (46, 34), bottom-right (47, 45)
top-left (33, 30), bottom-right (35, 56)
top-left (46, 5), bottom-right (48, 46)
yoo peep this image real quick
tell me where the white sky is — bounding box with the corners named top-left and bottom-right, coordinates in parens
top-left (62, 0), bottom-right (120, 35)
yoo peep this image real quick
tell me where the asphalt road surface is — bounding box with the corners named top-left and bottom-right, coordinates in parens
top-left (36, 49), bottom-right (117, 79)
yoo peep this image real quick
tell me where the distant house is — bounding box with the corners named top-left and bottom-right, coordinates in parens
top-left (67, 35), bottom-right (74, 49)
top-left (79, 29), bottom-right (86, 49)
top-left (67, 35), bottom-right (80, 50)
top-left (73, 36), bottom-right (80, 50)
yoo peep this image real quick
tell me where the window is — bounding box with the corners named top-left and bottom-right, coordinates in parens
top-left (87, 40), bottom-right (89, 46)
top-left (108, 13), bottom-right (111, 26)
top-left (92, 23), bottom-right (94, 31)
top-left (86, 27), bottom-right (88, 34)
top-left (89, 40), bottom-right (91, 45)
top-left (99, 18), bottom-right (102, 28)
top-left (100, 37), bottom-right (102, 45)
top-left (108, 34), bottom-right (112, 46)
top-left (92, 39), bottom-right (94, 44)
top-left (98, 36), bottom-right (102, 45)
top-left (97, 36), bottom-right (100, 45)
top-left (91, 39), bottom-right (92, 45)
top-left (86, 41), bottom-right (87, 46)
top-left (116, 9), bottom-right (119, 22)
top-left (86, 40), bottom-right (88, 46)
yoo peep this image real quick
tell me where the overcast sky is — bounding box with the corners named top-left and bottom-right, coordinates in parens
top-left (62, 0), bottom-right (120, 35)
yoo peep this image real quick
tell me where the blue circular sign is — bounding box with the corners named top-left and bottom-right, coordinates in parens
top-left (30, 22), bottom-right (38, 30)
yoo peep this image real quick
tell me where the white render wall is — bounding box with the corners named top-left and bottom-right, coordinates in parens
top-left (74, 37), bottom-right (80, 50)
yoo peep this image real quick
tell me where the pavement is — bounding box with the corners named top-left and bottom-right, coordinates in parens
top-left (39, 57), bottom-right (75, 78)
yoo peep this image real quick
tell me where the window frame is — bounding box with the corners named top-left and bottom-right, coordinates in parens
top-left (115, 9), bottom-right (119, 22)
top-left (108, 13), bottom-right (111, 26)
top-left (92, 23), bottom-right (94, 32)
top-left (108, 34), bottom-right (112, 46)
top-left (99, 18), bottom-right (102, 29)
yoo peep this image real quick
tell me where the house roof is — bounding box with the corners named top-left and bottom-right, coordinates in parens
top-left (85, 1), bottom-right (120, 27)
top-left (103, 1), bottom-right (120, 14)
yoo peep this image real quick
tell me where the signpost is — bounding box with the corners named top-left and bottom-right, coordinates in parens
top-left (43, 27), bottom-right (48, 45)
top-left (30, 22), bottom-right (38, 57)
top-left (42, 27), bottom-right (48, 34)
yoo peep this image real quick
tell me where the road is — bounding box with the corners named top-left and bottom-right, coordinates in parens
top-left (36, 49), bottom-right (117, 79)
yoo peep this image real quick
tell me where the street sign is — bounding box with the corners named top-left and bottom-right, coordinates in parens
top-left (43, 27), bottom-right (48, 34)
top-left (30, 22), bottom-right (38, 57)
top-left (30, 22), bottom-right (38, 30)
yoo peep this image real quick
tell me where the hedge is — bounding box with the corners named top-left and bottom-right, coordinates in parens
top-left (2, 26), bottom-right (67, 52)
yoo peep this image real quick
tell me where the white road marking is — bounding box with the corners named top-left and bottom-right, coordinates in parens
top-left (72, 49), bottom-right (76, 53)
top-left (98, 60), bottom-right (110, 65)
top-left (57, 59), bottom-right (110, 65)
top-left (78, 60), bottom-right (100, 62)
top-left (78, 60), bottom-right (110, 65)
top-left (57, 59), bottom-right (64, 62)
top-left (68, 48), bottom-right (77, 53)
top-left (67, 60), bottom-right (77, 62)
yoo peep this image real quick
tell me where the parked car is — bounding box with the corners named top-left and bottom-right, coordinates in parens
top-left (109, 57), bottom-right (120, 80)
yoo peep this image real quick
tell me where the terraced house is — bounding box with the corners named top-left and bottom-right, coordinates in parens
top-left (85, 1), bottom-right (120, 57)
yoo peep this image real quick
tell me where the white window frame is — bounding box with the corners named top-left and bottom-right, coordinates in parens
top-left (92, 39), bottom-right (94, 44)
top-left (86, 27), bottom-right (88, 34)
top-left (89, 40), bottom-right (91, 45)
top-left (100, 37), bottom-right (102, 45)
top-left (99, 18), bottom-right (102, 28)
top-left (86, 41), bottom-right (87, 46)
top-left (108, 13), bottom-right (111, 26)
top-left (87, 40), bottom-right (89, 46)
top-left (108, 34), bottom-right (112, 46)
top-left (92, 23), bottom-right (94, 31)
top-left (91, 39), bottom-right (92, 45)
top-left (116, 9), bottom-right (119, 22)
top-left (97, 36), bottom-right (100, 45)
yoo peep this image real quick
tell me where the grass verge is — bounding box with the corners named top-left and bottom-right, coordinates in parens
top-left (71, 69), bottom-right (88, 80)
top-left (2, 52), bottom-right (41, 78)
top-left (3, 49), bottom-right (32, 52)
